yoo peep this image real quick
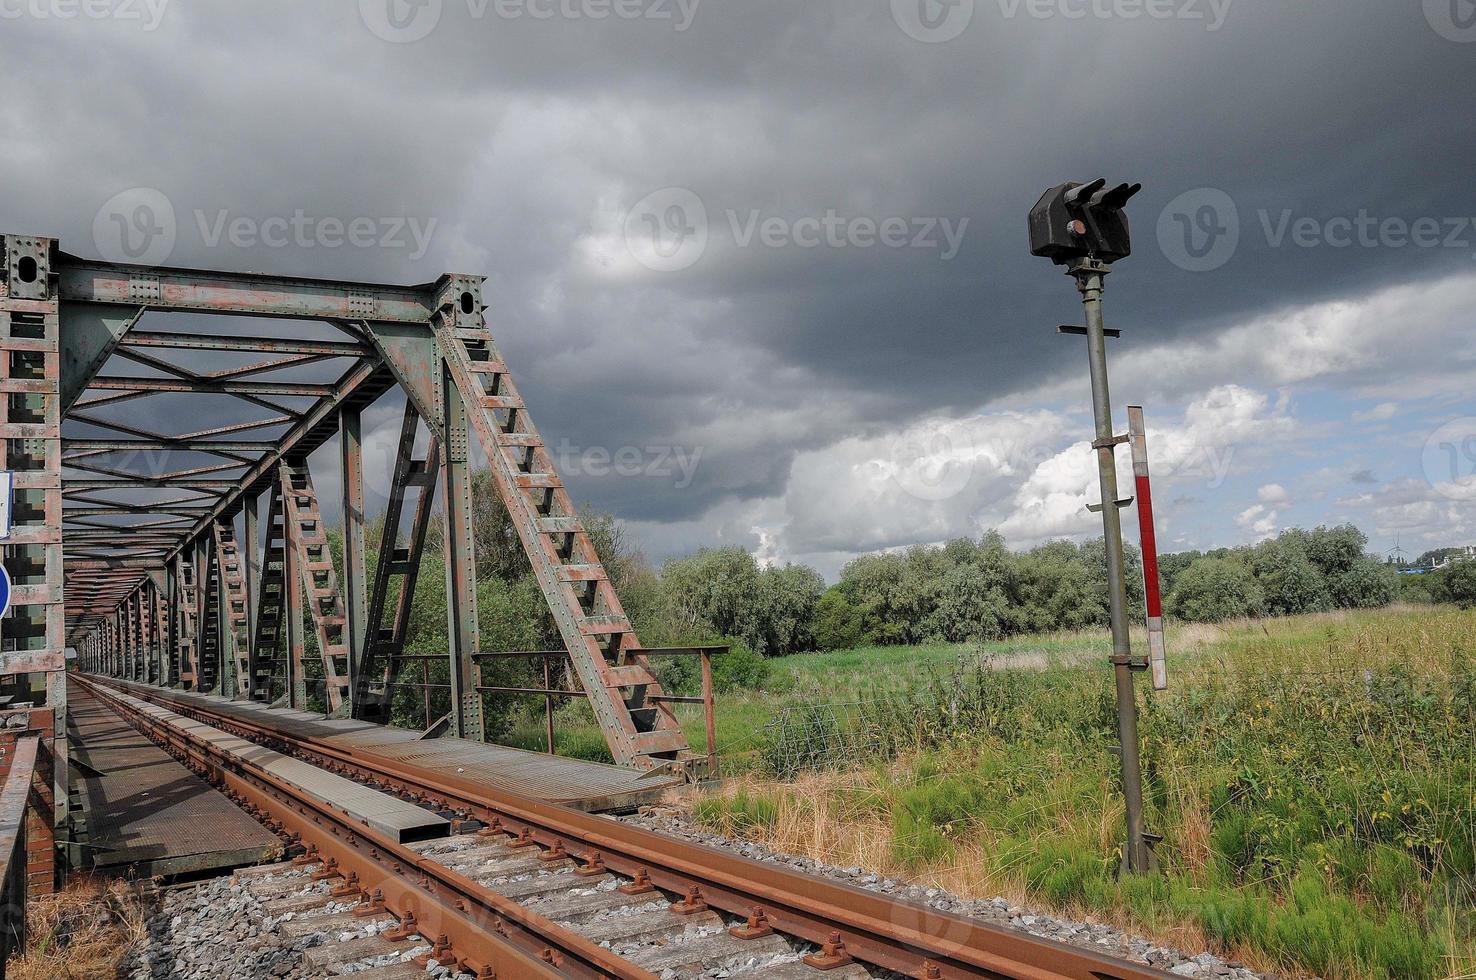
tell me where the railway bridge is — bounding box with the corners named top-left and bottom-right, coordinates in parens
top-left (0, 232), bottom-right (1175, 979)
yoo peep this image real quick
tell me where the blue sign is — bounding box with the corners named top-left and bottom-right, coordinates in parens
top-left (0, 563), bottom-right (10, 621)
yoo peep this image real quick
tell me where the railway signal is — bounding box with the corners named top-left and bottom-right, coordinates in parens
top-left (1031, 177), bottom-right (1157, 873)
top-left (1128, 407), bottom-right (1168, 692)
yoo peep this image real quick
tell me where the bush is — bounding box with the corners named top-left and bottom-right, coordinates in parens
top-left (1168, 556), bottom-right (1265, 622)
top-left (1434, 561), bottom-right (1476, 608)
top-left (710, 639), bottom-right (771, 692)
top-left (812, 589), bottom-right (865, 651)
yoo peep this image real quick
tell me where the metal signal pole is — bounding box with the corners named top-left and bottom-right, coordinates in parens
top-left (1067, 257), bottom-right (1151, 874)
top-left (1030, 177), bottom-right (1156, 873)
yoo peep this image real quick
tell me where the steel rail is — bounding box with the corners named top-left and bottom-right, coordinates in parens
top-left (76, 677), bottom-right (655, 980)
top-left (89, 675), bottom-right (1175, 980)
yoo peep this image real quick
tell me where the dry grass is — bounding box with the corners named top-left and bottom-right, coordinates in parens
top-left (7, 876), bottom-right (152, 980)
top-left (681, 770), bottom-right (1293, 975)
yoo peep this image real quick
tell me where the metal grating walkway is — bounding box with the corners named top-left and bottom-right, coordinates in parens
top-left (103, 679), bottom-right (684, 812)
top-left (68, 679), bottom-right (282, 877)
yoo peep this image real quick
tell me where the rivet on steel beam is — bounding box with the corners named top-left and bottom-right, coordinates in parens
top-left (923, 962), bottom-right (942, 979)
top-left (540, 949), bottom-right (563, 967)
top-left (730, 906), bottom-right (774, 940)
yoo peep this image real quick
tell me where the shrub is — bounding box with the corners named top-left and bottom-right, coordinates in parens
top-left (1168, 556), bottom-right (1265, 622)
top-left (710, 639), bottom-right (771, 692)
top-left (812, 589), bottom-right (865, 651)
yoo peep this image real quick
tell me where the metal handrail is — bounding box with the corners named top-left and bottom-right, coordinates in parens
top-left (0, 736), bottom-right (39, 979)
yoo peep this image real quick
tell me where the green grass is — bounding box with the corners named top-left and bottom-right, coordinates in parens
top-left (683, 606), bottom-right (1476, 979)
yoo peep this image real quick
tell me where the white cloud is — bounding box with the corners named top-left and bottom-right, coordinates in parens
top-left (1109, 272), bottom-right (1476, 403)
top-left (1341, 479), bottom-right (1476, 548)
top-left (1258, 483), bottom-right (1290, 505)
top-left (1236, 503), bottom-right (1279, 539)
top-left (1353, 402), bottom-right (1400, 422)
top-left (1000, 385), bottom-right (1294, 546)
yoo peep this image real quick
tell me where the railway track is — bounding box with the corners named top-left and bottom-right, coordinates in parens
top-left (81, 675), bottom-right (1175, 980)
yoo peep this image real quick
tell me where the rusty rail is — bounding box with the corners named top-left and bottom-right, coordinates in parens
top-left (0, 737), bottom-right (38, 980)
top-left (77, 677), bottom-right (652, 979)
top-left (88, 674), bottom-right (1174, 980)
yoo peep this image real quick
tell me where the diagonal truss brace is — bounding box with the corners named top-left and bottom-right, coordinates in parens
top-left (211, 520), bottom-right (253, 699)
top-left (429, 281), bottom-right (692, 769)
top-left (279, 462), bottom-right (352, 714)
top-left (355, 402), bottom-right (441, 724)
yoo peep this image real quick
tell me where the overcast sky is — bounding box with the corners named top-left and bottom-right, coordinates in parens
top-left (8, 0), bottom-right (1476, 577)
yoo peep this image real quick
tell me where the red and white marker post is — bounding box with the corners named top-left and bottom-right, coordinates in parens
top-left (1126, 406), bottom-right (1167, 691)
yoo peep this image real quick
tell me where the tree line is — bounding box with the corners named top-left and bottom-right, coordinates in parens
top-left (367, 474), bottom-right (1475, 670)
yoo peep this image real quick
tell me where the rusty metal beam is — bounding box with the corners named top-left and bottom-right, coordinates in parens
top-left (57, 254), bottom-right (442, 322)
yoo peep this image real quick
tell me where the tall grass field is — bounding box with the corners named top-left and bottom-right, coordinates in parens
top-left (511, 606), bottom-right (1474, 979)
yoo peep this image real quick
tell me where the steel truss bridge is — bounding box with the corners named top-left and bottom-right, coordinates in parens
top-left (0, 232), bottom-right (699, 832)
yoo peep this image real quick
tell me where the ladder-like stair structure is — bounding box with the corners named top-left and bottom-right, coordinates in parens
top-left (199, 546), bottom-right (221, 693)
top-left (436, 304), bottom-right (693, 769)
top-left (279, 462), bottom-right (352, 713)
top-left (250, 489), bottom-right (287, 702)
top-left (175, 554), bottom-right (199, 689)
top-left (212, 521), bottom-right (253, 699)
top-left (356, 403), bottom-right (440, 724)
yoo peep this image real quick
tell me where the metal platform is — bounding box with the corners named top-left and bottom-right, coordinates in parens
top-left (103, 679), bottom-right (684, 812)
top-left (94, 684), bottom-right (451, 844)
top-left (68, 680), bottom-right (282, 877)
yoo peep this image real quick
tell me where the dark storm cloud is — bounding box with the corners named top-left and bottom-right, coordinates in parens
top-left (5, 0), bottom-right (1473, 529)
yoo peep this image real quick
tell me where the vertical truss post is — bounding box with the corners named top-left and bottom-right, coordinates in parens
top-left (282, 477), bottom-right (306, 709)
top-left (126, 591), bottom-right (139, 681)
top-left (151, 572), bottom-right (168, 686)
top-left (164, 561), bottom-right (178, 687)
top-left (243, 492), bottom-right (259, 690)
top-left (340, 406), bottom-right (367, 718)
top-left (1, 234), bottom-right (68, 839)
top-left (139, 585), bottom-right (154, 684)
top-left (199, 534), bottom-right (223, 695)
top-left (252, 485), bottom-right (287, 704)
top-left (440, 367), bottom-right (484, 742)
